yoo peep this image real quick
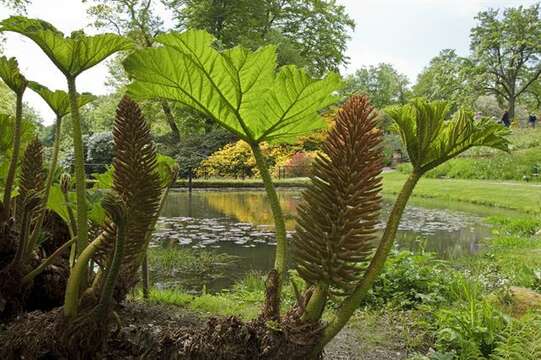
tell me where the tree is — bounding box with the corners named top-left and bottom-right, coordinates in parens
top-left (343, 63), bottom-right (410, 108)
top-left (0, 0), bottom-right (29, 12)
top-left (85, 0), bottom-right (185, 141)
top-left (470, 4), bottom-right (541, 119)
top-left (166, 0), bottom-right (355, 76)
top-left (413, 49), bottom-right (474, 108)
top-left (522, 80), bottom-right (541, 110)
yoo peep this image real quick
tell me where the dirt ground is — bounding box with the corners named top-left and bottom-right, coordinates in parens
top-left (0, 302), bottom-right (420, 360)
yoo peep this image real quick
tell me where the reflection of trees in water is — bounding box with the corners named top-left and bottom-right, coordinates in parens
top-left (204, 191), bottom-right (300, 230)
top-left (161, 191), bottom-right (491, 257)
top-left (395, 227), bottom-right (487, 258)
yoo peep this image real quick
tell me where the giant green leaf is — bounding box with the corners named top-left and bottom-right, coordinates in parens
top-left (123, 30), bottom-right (341, 144)
top-left (386, 98), bottom-right (511, 173)
top-left (0, 56), bottom-right (27, 95)
top-left (0, 16), bottom-right (133, 77)
top-left (0, 112), bottom-right (35, 164)
top-left (28, 81), bottom-right (97, 118)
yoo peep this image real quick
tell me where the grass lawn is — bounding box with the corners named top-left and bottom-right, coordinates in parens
top-left (177, 172), bottom-right (541, 214)
top-left (383, 172), bottom-right (541, 214)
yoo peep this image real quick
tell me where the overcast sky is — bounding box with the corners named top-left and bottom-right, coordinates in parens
top-left (0, 0), bottom-right (538, 125)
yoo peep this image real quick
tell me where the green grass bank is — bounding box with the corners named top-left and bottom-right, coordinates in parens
top-left (176, 172), bottom-right (541, 214)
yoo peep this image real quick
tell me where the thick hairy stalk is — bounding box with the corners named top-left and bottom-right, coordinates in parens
top-left (96, 194), bottom-right (127, 322)
top-left (11, 199), bottom-right (33, 266)
top-left (141, 165), bottom-right (179, 298)
top-left (293, 95), bottom-right (383, 323)
top-left (317, 172), bottom-right (420, 349)
top-left (67, 77), bottom-right (88, 280)
top-left (302, 282), bottom-right (328, 322)
top-left (60, 174), bottom-right (77, 237)
top-left (64, 234), bottom-right (105, 319)
top-left (28, 115), bottom-right (63, 251)
top-left (141, 255), bottom-right (150, 299)
top-left (3, 95), bottom-right (23, 217)
top-left (251, 143), bottom-right (287, 310)
top-left (22, 237), bottom-right (75, 285)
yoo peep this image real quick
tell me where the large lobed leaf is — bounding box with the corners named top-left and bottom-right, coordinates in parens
top-left (123, 30), bottom-right (341, 144)
top-left (0, 56), bottom-right (27, 95)
top-left (293, 96), bottom-right (383, 296)
top-left (0, 113), bottom-right (35, 172)
top-left (28, 81), bottom-right (96, 118)
top-left (386, 98), bottom-right (511, 173)
top-left (0, 16), bottom-right (133, 77)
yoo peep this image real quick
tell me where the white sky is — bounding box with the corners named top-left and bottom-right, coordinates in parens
top-left (0, 0), bottom-right (538, 125)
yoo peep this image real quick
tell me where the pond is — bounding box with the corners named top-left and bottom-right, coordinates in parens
top-left (149, 189), bottom-right (497, 293)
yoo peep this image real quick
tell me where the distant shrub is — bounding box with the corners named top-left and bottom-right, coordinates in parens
top-left (365, 250), bottom-right (453, 309)
top-left (277, 151), bottom-right (318, 177)
top-left (424, 147), bottom-right (541, 181)
top-left (86, 131), bottom-right (114, 173)
top-left (196, 140), bottom-right (306, 178)
top-left (196, 141), bottom-right (256, 178)
top-left (383, 133), bottom-right (405, 166)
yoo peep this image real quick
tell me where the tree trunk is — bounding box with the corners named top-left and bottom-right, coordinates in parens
top-left (508, 96), bottom-right (516, 123)
top-left (160, 100), bottom-right (181, 142)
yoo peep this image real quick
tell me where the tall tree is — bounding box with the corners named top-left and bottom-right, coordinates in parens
top-left (470, 4), bottom-right (541, 119)
top-left (343, 63), bottom-right (410, 108)
top-left (166, 0), bottom-right (355, 76)
top-left (84, 0), bottom-right (183, 141)
top-left (0, 0), bottom-right (29, 12)
top-left (522, 80), bottom-right (541, 110)
top-left (413, 49), bottom-right (475, 108)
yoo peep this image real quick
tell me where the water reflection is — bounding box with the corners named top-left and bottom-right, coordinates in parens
top-left (159, 189), bottom-right (490, 257)
top-left (150, 189), bottom-right (493, 291)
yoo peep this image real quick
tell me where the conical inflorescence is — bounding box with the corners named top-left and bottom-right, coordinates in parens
top-left (293, 95), bottom-right (384, 296)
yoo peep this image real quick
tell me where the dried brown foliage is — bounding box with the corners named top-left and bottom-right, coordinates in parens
top-left (293, 95), bottom-right (383, 296)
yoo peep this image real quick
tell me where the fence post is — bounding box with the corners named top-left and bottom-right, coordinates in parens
top-left (188, 168), bottom-right (193, 193)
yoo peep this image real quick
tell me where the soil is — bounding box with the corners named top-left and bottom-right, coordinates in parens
top-left (0, 301), bottom-right (420, 360)
top-left (323, 322), bottom-right (407, 360)
top-left (0, 301), bottom-right (323, 359)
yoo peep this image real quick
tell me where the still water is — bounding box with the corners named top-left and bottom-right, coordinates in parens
top-left (150, 189), bottom-right (494, 292)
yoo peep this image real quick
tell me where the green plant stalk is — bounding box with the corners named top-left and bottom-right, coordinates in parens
top-left (250, 143), bottom-right (287, 286)
top-left (64, 234), bottom-right (105, 319)
top-left (141, 254), bottom-right (150, 299)
top-left (316, 171), bottom-right (421, 350)
top-left (11, 205), bottom-right (32, 266)
top-left (22, 237), bottom-right (75, 285)
top-left (302, 282), bottom-right (329, 322)
top-left (3, 94), bottom-right (24, 217)
top-left (26, 115), bottom-right (63, 256)
top-left (140, 168), bottom-right (179, 298)
top-left (62, 189), bottom-right (77, 238)
top-left (96, 220), bottom-right (126, 322)
top-left (67, 76), bottom-right (89, 285)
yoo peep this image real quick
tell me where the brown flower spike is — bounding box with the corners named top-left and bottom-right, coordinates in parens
top-left (93, 96), bottom-right (162, 300)
top-left (293, 96), bottom-right (383, 296)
